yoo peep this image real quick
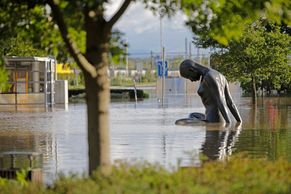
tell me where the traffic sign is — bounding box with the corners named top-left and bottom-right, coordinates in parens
top-left (157, 60), bottom-right (168, 77)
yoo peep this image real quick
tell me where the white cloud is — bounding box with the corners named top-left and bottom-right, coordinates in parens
top-left (166, 12), bottom-right (189, 30)
top-left (106, 1), bottom-right (188, 34)
top-left (105, 1), bottom-right (194, 53)
top-left (117, 2), bottom-right (160, 34)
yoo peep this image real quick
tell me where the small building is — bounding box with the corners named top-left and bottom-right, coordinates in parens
top-left (0, 56), bottom-right (67, 107)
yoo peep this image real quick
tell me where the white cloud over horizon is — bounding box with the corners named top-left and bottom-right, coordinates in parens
top-left (105, 1), bottom-right (204, 55)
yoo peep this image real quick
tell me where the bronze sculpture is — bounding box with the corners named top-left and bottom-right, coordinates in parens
top-left (176, 59), bottom-right (242, 124)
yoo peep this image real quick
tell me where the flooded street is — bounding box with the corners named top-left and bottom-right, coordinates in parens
top-left (0, 93), bottom-right (291, 184)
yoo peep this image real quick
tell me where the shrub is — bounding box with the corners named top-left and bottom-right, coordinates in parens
top-left (0, 156), bottom-right (291, 194)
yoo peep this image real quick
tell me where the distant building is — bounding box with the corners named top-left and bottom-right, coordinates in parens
top-left (0, 56), bottom-right (67, 107)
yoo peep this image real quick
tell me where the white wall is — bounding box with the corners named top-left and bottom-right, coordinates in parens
top-left (54, 80), bottom-right (68, 104)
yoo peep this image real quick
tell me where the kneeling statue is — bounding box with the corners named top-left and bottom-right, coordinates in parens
top-left (176, 59), bottom-right (242, 125)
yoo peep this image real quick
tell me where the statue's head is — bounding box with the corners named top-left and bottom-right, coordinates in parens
top-left (179, 59), bottom-right (201, 82)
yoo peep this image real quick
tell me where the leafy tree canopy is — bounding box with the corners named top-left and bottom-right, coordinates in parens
top-left (183, 0), bottom-right (291, 45)
top-left (0, 0), bottom-right (130, 64)
top-left (211, 20), bottom-right (291, 95)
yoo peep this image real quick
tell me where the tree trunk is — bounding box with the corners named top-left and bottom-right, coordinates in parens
top-left (84, 53), bottom-right (111, 176)
top-left (84, 19), bottom-right (111, 175)
top-left (251, 75), bottom-right (257, 105)
top-left (46, 0), bottom-right (132, 177)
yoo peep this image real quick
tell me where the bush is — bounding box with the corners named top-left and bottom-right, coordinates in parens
top-left (0, 156), bottom-right (291, 194)
top-left (110, 75), bottom-right (134, 86)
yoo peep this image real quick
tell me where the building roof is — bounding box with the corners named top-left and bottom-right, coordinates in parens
top-left (4, 56), bottom-right (56, 62)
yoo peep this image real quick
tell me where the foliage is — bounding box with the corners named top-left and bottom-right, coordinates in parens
top-left (183, 0), bottom-right (291, 45)
top-left (0, 68), bottom-right (10, 93)
top-left (110, 29), bottom-right (128, 65)
top-left (1, 36), bottom-right (46, 57)
top-left (140, 71), bottom-right (156, 83)
top-left (58, 73), bottom-right (84, 89)
top-left (1, 156), bottom-right (291, 194)
top-left (0, 1), bottom-right (50, 89)
top-left (210, 20), bottom-right (291, 95)
top-left (110, 75), bottom-right (134, 87)
top-left (0, 34), bottom-right (47, 92)
top-left (110, 71), bottom-right (156, 87)
top-left (0, 1), bottom-right (65, 59)
top-left (0, 1), bottom-right (128, 64)
top-left (0, 0), bottom-right (129, 92)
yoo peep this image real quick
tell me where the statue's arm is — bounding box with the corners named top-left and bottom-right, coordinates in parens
top-left (204, 76), bottom-right (231, 123)
top-left (224, 82), bottom-right (242, 122)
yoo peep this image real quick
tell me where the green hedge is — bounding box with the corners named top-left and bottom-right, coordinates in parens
top-left (1, 156), bottom-right (291, 194)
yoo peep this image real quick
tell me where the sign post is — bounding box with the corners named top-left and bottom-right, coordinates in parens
top-left (156, 48), bottom-right (168, 107)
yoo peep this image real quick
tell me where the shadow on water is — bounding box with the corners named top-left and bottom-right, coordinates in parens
top-left (0, 94), bottom-right (291, 184)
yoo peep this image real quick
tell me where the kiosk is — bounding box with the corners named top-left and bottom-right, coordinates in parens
top-left (1, 56), bottom-right (57, 107)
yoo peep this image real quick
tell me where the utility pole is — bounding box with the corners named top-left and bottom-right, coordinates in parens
top-left (197, 47), bottom-right (200, 64)
top-left (160, 14), bottom-right (163, 58)
top-left (161, 47), bottom-right (165, 107)
top-left (208, 47), bottom-right (211, 67)
top-left (189, 41), bottom-right (192, 59)
top-left (150, 51), bottom-right (153, 71)
top-left (124, 41), bottom-right (128, 77)
top-left (159, 12), bottom-right (166, 107)
top-left (185, 38), bottom-right (188, 59)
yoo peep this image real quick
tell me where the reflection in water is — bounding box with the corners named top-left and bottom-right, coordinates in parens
top-left (242, 97), bottom-right (291, 130)
top-left (0, 96), bottom-right (290, 184)
top-left (201, 123), bottom-right (241, 160)
top-left (235, 97), bottom-right (291, 161)
top-left (0, 105), bottom-right (87, 184)
top-left (0, 130), bottom-right (50, 170)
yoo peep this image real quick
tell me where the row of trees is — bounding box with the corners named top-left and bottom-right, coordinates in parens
top-left (209, 20), bottom-right (291, 103)
top-left (0, 1), bottom-right (128, 88)
top-left (1, 0), bottom-right (291, 176)
top-left (186, 1), bottom-right (291, 104)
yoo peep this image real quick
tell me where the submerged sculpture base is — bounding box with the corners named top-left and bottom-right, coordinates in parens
top-left (175, 118), bottom-right (205, 126)
top-left (175, 112), bottom-right (206, 126)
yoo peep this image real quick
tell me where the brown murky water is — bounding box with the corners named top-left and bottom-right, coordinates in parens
top-left (0, 94), bottom-right (290, 184)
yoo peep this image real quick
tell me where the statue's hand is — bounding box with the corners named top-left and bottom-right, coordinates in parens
top-left (235, 122), bottom-right (242, 130)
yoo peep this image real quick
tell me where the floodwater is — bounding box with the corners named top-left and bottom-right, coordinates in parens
top-left (0, 91), bottom-right (291, 184)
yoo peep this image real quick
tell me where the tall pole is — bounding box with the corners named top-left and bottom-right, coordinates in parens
top-left (197, 47), bottom-right (200, 64)
top-left (125, 41), bottom-right (128, 77)
top-left (150, 51), bottom-right (153, 71)
top-left (189, 41), bottom-right (192, 59)
top-left (160, 12), bottom-right (165, 107)
top-left (185, 38), bottom-right (188, 59)
top-left (208, 47), bottom-right (211, 67)
top-left (160, 14), bottom-right (163, 58)
top-left (161, 47), bottom-right (165, 107)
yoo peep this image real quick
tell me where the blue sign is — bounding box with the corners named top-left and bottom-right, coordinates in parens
top-left (157, 60), bottom-right (168, 77)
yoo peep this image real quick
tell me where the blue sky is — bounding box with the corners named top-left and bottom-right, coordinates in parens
top-left (106, 1), bottom-right (196, 57)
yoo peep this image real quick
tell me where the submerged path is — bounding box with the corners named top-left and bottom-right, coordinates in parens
top-left (69, 86), bottom-right (155, 99)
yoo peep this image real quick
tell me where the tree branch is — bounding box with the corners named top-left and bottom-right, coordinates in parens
top-left (46, 0), bottom-right (97, 78)
top-left (107, 0), bottom-right (132, 29)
